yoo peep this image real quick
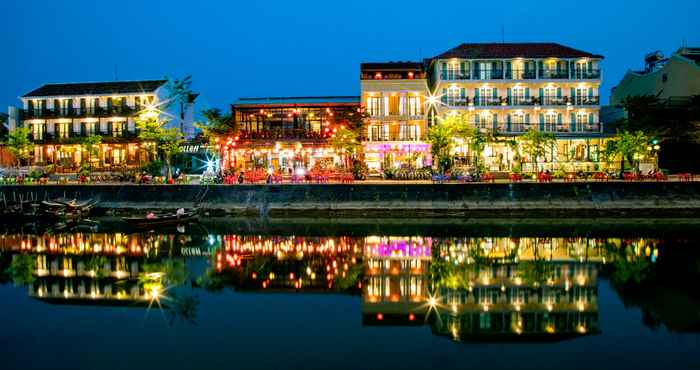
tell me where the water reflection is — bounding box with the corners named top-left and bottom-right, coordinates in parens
top-left (0, 231), bottom-right (691, 342)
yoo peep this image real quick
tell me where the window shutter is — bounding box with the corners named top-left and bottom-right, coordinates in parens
top-left (507, 88), bottom-right (512, 103)
top-left (571, 88), bottom-right (576, 101)
top-left (441, 63), bottom-right (447, 80)
top-left (570, 112), bottom-right (576, 132)
top-left (588, 87), bottom-right (594, 99)
top-left (493, 113), bottom-right (498, 129)
top-left (460, 88), bottom-right (466, 99)
top-left (558, 113), bottom-right (563, 124)
top-left (525, 114), bottom-right (530, 124)
top-left (539, 88), bottom-right (544, 100)
top-left (54, 99), bottom-right (60, 111)
top-left (441, 88), bottom-right (447, 104)
top-left (475, 88), bottom-right (480, 104)
top-left (28, 100), bottom-right (34, 111)
top-left (492, 88), bottom-right (498, 99)
top-left (525, 88), bottom-right (530, 99)
top-left (557, 87), bottom-right (562, 99)
top-left (460, 62), bottom-right (466, 76)
top-left (539, 114), bottom-right (544, 131)
top-left (473, 63), bottom-right (480, 78)
top-left (587, 61), bottom-right (593, 72)
top-left (589, 113), bottom-right (594, 124)
top-left (506, 61), bottom-right (512, 78)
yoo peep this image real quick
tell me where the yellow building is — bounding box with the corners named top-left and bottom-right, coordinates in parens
top-left (360, 62), bottom-right (430, 173)
top-left (611, 47), bottom-right (700, 106)
top-left (7, 80), bottom-right (167, 172)
top-left (427, 43), bottom-right (609, 173)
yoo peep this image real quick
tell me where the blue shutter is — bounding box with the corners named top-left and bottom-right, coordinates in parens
top-left (587, 61), bottom-right (593, 73)
top-left (475, 88), bottom-right (480, 105)
top-left (589, 113), bottom-right (594, 124)
top-left (492, 88), bottom-right (498, 100)
top-left (557, 87), bottom-right (562, 99)
top-left (473, 62), bottom-right (480, 79)
top-left (460, 62), bottom-right (466, 77)
top-left (557, 113), bottom-right (563, 124)
top-left (507, 88), bottom-right (512, 104)
top-left (441, 88), bottom-right (447, 104)
top-left (441, 63), bottom-right (447, 80)
top-left (525, 87), bottom-right (530, 99)
top-left (571, 88), bottom-right (576, 104)
top-left (493, 113), bottom-right (498, 130)
top-left (539, 114), bottom-right (544, 131)
top-left (570, 112), bottom-right (576, 132)
top-left (507, 114), bottom-right (511, 131)
top-left (588, 87), bottom-right (594, 100)
top-left (525, 114), bottom-right (530, 124)
top-left (506, 61), bottom-right (512, 78)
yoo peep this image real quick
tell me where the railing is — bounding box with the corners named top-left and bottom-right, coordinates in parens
top-left (20, 106), bottom-right (140, 119)
top-left (237, 129), bottom-right (326, 141)
top-left (440, 67), bottom-right (601, 81)
top-left (572, 96), bottom-right (600, 106)
top-left (444, 98), bottom-right (470, 107)
top-left (366, 135), bottom-right (423, 142)
top-left (474, 97), bottom-right (503, 107)
top-left (484, 122), bottom-right (603, 134)
top-left (441, 72), bottom-right (471, 81)
top-left (507, 97), bottom-right (537, 106)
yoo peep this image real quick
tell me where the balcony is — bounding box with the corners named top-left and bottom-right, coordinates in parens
top-left (472, 69), bottom-right (505, 80)
top-left (237, 129), bottom-right (326, 142)
top-left (366, 134), bottom-right (423, 142)
top-left (369, 113), bottom-right (424, 121)
top-left (506, 69), bottom-right (537, 80)
top-left (572, 96), bottom-right (600, 106)
top-left (485, 122), bottom-right (603, 135)
top-left (441, 72), bottom-right (471, 81)
top-left (473, 97), bottom-right (503, 107)
top-left (20, 106), bottom-right (141, 120)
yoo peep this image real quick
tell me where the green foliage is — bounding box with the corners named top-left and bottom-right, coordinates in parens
top-left (521, 129), bottom-right (555, 173)
top-left (607, 130), bottom-right (652, 172)
top-left (141, 160), bottom-right (163, 176)
top-left (330, 127), bottom-right (361, 167)
top-left (196, 108), bottom-right (233, 150)
top-left (6, 254), bottom-right (35, 286)
top-left (136, 117), bottom-right (183, 179)
top-left (80, 134), bottom-right (102, 170)
top-left (5, 127), bottom-right (34, 167)
top-left (426, 122), bottom-right (453, 173)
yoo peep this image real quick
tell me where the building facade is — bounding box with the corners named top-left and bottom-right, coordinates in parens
top-left (7, 80), bottom-right (168, 171)
top-left (360, 62), bottom-right (430, 173)
top-left (610, 47), bottom-right (700, 106)
top-left (221, 96), bottom-right (361, 174)
top-left (426, 43), bottom-right (608, 173)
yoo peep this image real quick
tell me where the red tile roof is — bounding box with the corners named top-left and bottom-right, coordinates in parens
top-left (433, 43), bottom-right (603, 60)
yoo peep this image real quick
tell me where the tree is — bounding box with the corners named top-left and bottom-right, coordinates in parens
top-left (426, 122), bottom-right (453, 173)
top-left (136, 117), bottom-right (183, 180)
top-left (80, 134), bottom-right (102, 170)
top-left (5, 127), bottom-right (34, 168)
top-left (165, 75), bottom-right (194, 135)
top-left (521, 129), bottom-right (555, 173)
top-left (610, 130), bottom-right (651, 173)
top-left (0, 113), bottom-right (8, 142)
top-left (195, 108), bottom-right (233, 151)
top-left (330, 127), bottom-right (361, 169)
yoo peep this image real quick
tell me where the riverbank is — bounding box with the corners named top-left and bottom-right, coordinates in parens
top-left (3, 182), bottom-right (700, 218)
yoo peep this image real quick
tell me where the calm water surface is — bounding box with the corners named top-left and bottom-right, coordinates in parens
top-left (1, 219), bottom-right (699, 370)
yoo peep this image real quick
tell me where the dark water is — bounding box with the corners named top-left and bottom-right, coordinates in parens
top-left (1, 219), bottom-right (699, 370)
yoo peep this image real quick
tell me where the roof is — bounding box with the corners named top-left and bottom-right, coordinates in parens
top-left (360, 61), bottom-right (424, 71)
top-left (23, 79), bottom-right (167, 98)
top-left (432, 43), bottom-right (604, 60)
top-left (233, 96), bottom-right (360, 107)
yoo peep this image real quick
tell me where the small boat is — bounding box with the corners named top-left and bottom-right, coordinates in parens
top-left (122, 209), bottom-right (199, 228)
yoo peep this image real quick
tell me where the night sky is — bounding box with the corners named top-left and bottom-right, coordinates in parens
top-left (2, 0), bottom-right (698, 115)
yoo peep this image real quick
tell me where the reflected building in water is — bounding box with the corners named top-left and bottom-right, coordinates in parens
top-left (363, 237), bottom-right (607, 342)
top-left (0, 232), bottom-right (199, 306)
top-left (0, 232), bottom-right (677, 339)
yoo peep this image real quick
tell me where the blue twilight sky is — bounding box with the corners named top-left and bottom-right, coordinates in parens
top-left (1, 0), bottom-right (699, 115)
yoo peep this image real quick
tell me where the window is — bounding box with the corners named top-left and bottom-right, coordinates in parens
top-left (510, 113), bottom-right (527, 132)
top-left (406, 96), bottom-right (421, 116)
top-left (399, 125), bottom-right (418, 141)
top-left (543, 87), bottom-right (558, 105)
top-left (511, 87), bottom-right (525, 105)
top-left (366, 97), bottom-right (381, 116)
top-left (479, 87), bottom-right (495, 105)
top-left (57, 123), bottom-right (70, 139)
top-left (83, 122), bottom-right (96, 135)
top-left (575, 87), bottom-right (589, 105)
top-left (544, 112), bottom-right (557, 132)
top-left (32, 123), bottom-right (45, 140)
top-left (112, 122), bottom-right (125, 137)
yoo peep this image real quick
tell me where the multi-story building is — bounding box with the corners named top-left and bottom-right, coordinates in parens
top-left (611, 47), bottom-right (700, 106)
top-left (360, 62), bottom-right (430, 172)
top-left (222, 96), bottom-right (360, 174)
top-left (7, 80), bottom-right (168, 171)
top-left (427, 43), bottom-right (608, 172)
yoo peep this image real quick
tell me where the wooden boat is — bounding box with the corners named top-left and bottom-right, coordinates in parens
top-left (122, 209), bottom-right (199, 228)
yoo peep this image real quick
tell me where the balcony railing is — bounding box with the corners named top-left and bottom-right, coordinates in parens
top-left (369, 113), bottom-right (424, 120)
top-left (237, 129), bottom-right (326, 141)
top-left (20, 106), bottom-right (141, 119)
top-left (478, 122), bottom-right (603, 134)
top-left (474, 97), bottom-right (503, 107)
top-left (442, 68), bottom-right (601, 81)
top-left (366, 134), bottom-right (423, 142)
